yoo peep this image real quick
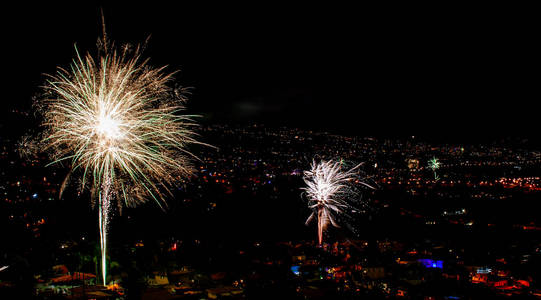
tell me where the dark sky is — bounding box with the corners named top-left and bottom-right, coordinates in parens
top-left (1, 3), bottom-right (538, 141)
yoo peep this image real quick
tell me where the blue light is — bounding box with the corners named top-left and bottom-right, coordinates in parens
top-left (477, 267), bottom-right (492, 274)
top-left (291, 266), bottom-right (300, 276)
top-left (32, 193), bottom-right (38, 199)
top-left (418, 259), bottom-right (443, 269)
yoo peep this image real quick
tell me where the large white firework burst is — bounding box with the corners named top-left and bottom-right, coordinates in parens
top-left (41, 40), bottom-right (203, 206)
top-left (38, 35), bottom-right (203, 284)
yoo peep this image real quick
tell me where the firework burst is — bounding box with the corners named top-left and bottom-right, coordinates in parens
top-left (37, 35), bottom-right (203, 285)
top-left (428, 157), bottom-right (440, 180)
top-left (302, 159), bottom-right (373, 245)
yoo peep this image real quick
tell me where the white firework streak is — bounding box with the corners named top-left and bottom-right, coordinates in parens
top-left (302, 159), bottom-right (374, 245)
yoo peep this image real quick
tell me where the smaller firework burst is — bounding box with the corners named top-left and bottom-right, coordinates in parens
top-left (428, 157), bottom-right (440, 180)
top-left (17, 135), bottom-right (40, 160)
top-left (302, 159), bottom-right (374, 245)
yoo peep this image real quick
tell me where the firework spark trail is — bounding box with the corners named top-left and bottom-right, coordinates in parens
top-left (98, 174), bottom-right (111, 285)
top-left (38, 35), bottom-right (204, 285)
top-left (302, 159), bottom-right (373, 245)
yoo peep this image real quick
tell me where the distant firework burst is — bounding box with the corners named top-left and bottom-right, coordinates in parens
top-left (302, 159), bottom-right (374, 245)
top-left (17, 134), bottom-right (40, 160)
top-left (428, 157), bottom-right (440, 180)
top-left (37, 34), bottom-right (203, 285)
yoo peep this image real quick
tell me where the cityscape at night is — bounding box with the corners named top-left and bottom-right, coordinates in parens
top-left (0, 3), bottom-right (539, 300)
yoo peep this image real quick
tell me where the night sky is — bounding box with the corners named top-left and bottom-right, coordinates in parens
top-left (1, 3), bottom-right (538, 141)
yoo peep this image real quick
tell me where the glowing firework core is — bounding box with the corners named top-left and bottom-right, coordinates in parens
top-left (97, 114), bottom-right (123, 141)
